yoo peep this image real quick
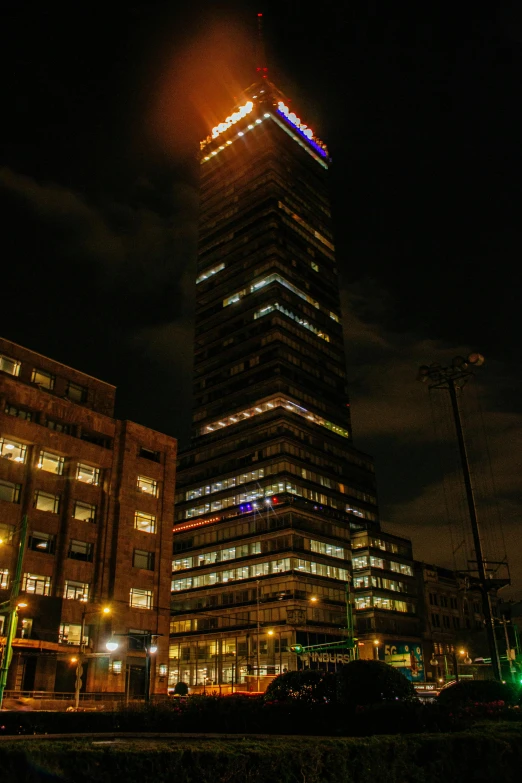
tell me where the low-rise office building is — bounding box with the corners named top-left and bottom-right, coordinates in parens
top-left (0, 338), bottom-right (176, 698)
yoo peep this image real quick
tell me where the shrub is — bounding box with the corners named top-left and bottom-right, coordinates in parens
top-left (264, 669), bottom-right (337, 703)
top-left (335, 660), bottom-right (417, 707)
top-left (173, 682), bottom-right (189, 696)
top-left (437, 679), bottom-right (519, 708)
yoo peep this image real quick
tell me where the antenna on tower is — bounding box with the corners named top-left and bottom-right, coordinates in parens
top-left (256, 12), bottom-right (268, 79)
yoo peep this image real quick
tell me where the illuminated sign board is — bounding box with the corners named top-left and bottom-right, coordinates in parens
top-left (276, 101), bottom-right (328, 158)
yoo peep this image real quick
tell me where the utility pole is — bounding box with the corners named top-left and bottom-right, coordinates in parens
top-left (0, 515), bottom-right (28, 709)
top-left (256, 580), bottom-right (261, 691)
top-left (418, 355), bottom-right (503, 681)
top-left (502, 616), bottom-right (516, 683)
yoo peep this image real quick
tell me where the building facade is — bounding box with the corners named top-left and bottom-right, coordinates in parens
top-left (170, 78), bottom-right (421, 690)
top-left (415, 561), bottom-right (497, 683)
top-left (0, 338), bottom-right (176, 698)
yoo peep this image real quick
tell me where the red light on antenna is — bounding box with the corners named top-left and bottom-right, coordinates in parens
top-left (272, 496), bottom-right (278, 504)
top-left (258, 12), bottom-right (263, 16)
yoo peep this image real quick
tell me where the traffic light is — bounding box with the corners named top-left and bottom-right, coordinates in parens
top-left (290, 644), bottom-right (304, 654)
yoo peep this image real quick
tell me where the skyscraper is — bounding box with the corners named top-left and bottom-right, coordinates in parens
top-left (170, 73), bottom-right (420, 690)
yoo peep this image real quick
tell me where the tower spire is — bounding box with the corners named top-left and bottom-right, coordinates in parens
top-left (255, 12), bottom-right (268, 79)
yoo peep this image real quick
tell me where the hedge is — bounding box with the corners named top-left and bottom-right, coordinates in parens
top-left (1, 725), bottom-right (522, 783)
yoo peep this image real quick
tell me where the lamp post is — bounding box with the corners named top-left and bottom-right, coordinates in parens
top-left (74, 604), bottom-right (111, 710)
top-left (106, 632), bottom-right (160, 705)
top-left (430, 648), bottom-right (472, 683)
top-left (256, 580), bottom-right (260, 692)
top-left (0, 514), bottom-right (28, 709)
top-left (418, 354), bottom-right (503, 681)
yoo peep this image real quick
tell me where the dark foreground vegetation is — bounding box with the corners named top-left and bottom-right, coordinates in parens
top-left (1, 726), bottom-right (522, 783)
top-left (1, 663), bottom-right (521, 782)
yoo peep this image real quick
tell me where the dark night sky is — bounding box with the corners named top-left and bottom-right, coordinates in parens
top-left (1, 1), bottom-right (521, 595)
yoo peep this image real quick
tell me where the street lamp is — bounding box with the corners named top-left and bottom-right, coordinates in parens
top-left (0, 515), bottom-right (28, 709)
top-left (106, 632), bottom-right (160, 704)
top-left (74, 604), bottom-right (111, 710)
top-left (430, 648), bottom-right (472, 683)
top-left (373, 638), bottom-right (380, 661)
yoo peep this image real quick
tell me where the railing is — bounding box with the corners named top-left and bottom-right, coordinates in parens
top-left (2, 690), bottom-right (170, 703)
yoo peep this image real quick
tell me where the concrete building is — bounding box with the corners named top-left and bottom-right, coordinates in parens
top-left (415, 561), bottom-right (496, 683)
top-left (170, 75), bottom-right (422, 691)
top-left (0, 338), bottom-right (176, 699)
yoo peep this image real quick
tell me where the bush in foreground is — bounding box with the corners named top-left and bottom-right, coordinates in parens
top-left (264, 669), bottom-right (336, 703)
top-left (437, 679), bottom-right (519, 708)
top-left (336, 659), bottom-right (417, 707)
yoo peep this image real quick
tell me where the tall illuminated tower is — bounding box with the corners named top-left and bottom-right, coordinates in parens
top-left (170, 72), bottom-right (420, 689)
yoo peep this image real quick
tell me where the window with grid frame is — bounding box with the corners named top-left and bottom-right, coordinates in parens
top-left (31, 367), bottom-right (55, 389)
top-left (22, 573), bottom-right (51, 595)
top-left (68, 539), bottom-right (94, 562)
top-left (0, 568), bottom-right (9, 589)
top-left (137, 475), bottom-right (159, 497)
top-left (76, 463), bottom-right (100, 485)
top-left (34, 490), bottom-right (60, 513)
top-left (37, 450), bottom-right (64, 475)
top-left (64, 579), bottom-right (90, 601)
top-left (129, 587), bottom-right (153, 609)
top-left (134, 511), bottom-right (156, 533)
top-left (28, 531), bottom-right (56, 554)
top-left (0, 354), bottom-right (21, 376)
top-left (133, 549), bottom-right (155, 570)
top-left (0, 480), bottom-right (21, 504)
top-left (0, 437), bottom-right (27, 463)
top-left (73, 500), bottom-right (97, 522)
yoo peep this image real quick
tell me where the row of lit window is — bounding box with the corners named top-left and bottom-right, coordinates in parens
top-left (353, 574), bottom-right (409, 593)
top-left (352, 535), bottom-right (409, 556)
top-left (0, 490), bottom-right (157, 532)
top-left (354, 595), bottom-right (416, 613)
top-left (197, 396), bottom-right (349, 439)
top-left (184, 478), bottom-right (368, 521)
top-left (253, 302), bottom-right (330, 341)
top-left (173, 542), bottom-right (262, 571)
top-left (172, 557), bottom-right (350, 592)
top-left (223, 272), bottom-right (320, 310)
top-left (172, 538), bottom-right (346, 574)
top-left (0, 439), bottom-right (159, 495)
top-left (185, 461), bottom-right (372, 505)
top-left (196, 261), bottom-right (225, 284)
top-left (0, 354), bottom-right (88, 402)
top-left (0, 439), bottom-right (100, 482)
top-left (8, 572), bottom-right (154, 609)
top-left (352, 555), bottom-right (414, 576)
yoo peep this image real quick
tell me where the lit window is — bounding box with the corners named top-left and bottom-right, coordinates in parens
top-left (0, 568), bottom-right (9, 589)
top-left (137, 476), bottom-right (159, 497)
top-left (76, 463), bottom-right (100, 485)
top-left (28, 531), bottom-right (55, 554)
top-left (134, 511), bottom-right (156, 534)
top-left (37, 451), bottom-right (64, 475)
top-left (31, 368), bottom-right (55, 390)
top-left (329, 311), bottom-right (340, 323)
top-left (22, 573), bottom-right (51, 595)
top-left (253, 303), bottom-right (330, 342)
top-left (133, 549), bottom-right (155, 570)
top-left (311, 262), bottom-right (319, 272)
top-left (111, 660), bottom-right (123, 674)
top-left (59, 622), bottom-right (87, 645)
top-left (73, 500), bottom-right (97, 522)
top-left (68, 539), bottom-right (93, 562)
top-left (196, 262), bottom-right (225, 284)
top-left (130, 587), bottom-right (153, 609)
top-left (0, 438), bottom-right (27, 463)
top-left (34, 490), bottom-right (60, 513)
top-left (64, 579), bottom-right (90, 601)
top-left (66, 382), bottom-right (87, 403)
top-left (0, 354), bottom-right (21, 376)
